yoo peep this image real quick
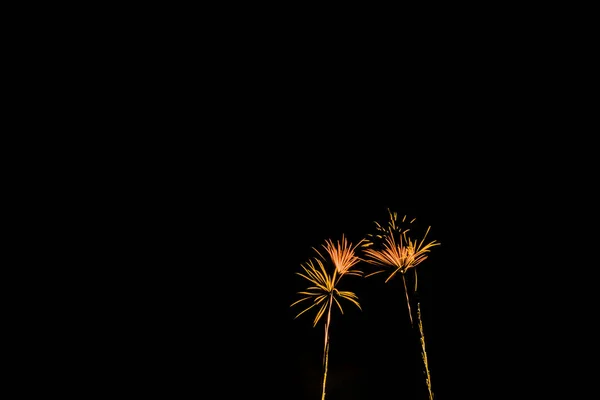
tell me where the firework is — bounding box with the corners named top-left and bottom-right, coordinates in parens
top-left (291, 235), bottom-right (363, 400)
top-left (362, 210), bottom-right (439, 399)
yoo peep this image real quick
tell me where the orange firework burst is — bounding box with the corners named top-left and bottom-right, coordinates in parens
top-left (291, 234), bottom-right (364, 400)
top-left (317, 235), bottom-right (363, 276)
top-left (361, 209), bottom-right (439, 400)
top-left (362, 212), bottom-right (439, 283)
top-left (291, 234), bottom-right (364, 326)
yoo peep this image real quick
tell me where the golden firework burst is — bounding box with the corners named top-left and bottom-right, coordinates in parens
top-left (362, 210), bottom-right (439, 282)
top-left (291, 234), bottom-right (364, 400)
top-left (361, 209), bottom-right (439, 400)
top-left (291, 234), bottom-right (363, 325)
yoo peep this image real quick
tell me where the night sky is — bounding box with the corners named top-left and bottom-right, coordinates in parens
top-left (66, 12), bottom-right (588, 397)
top-left (122, 161), bottom-right (485, 399)
top-left (105, 135), bottom-right (584, 400)
top-left (102, 68), bottom-right (582, 397)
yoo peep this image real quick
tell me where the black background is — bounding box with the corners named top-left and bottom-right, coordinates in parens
top-left (107, 141), bottom-right (555, 399)
top-left (66, 16), bottom-right (593, 398)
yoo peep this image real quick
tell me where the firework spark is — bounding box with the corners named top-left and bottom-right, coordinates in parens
top-left (361, 209), bottom-right (439, 399)
top-left (316, 234), bottom-right (364, 276)
top-left (291, 234), bottom-right (364, 400)
top-left (362, 211), bottom-right (439, 282)
top-left (291, 235), bottom-right (364, 326)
